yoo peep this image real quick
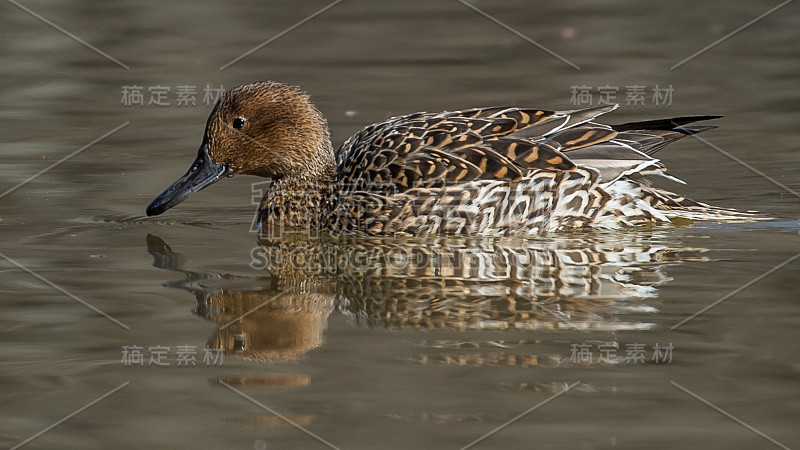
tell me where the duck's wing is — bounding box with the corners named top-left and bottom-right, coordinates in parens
top-left (548, 115), bottom-right (722, 183)
top-left (335, 105), bottom-right (620, 192)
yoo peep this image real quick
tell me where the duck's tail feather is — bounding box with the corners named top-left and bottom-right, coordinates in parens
top-left (611, 115), bottom-right (722, 132)
top-left (609, 116), bottom-right (721, 156)
top-left (641, 187), bottom-right (770, 221)
top-left (590, 182), bottom-right (769, 230)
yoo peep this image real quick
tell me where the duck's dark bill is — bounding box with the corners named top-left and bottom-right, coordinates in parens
top-left (146, 144), bottom-right (227, 216)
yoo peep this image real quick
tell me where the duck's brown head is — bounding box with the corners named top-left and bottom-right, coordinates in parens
top-left (146, 81), bottom-right (334, 217)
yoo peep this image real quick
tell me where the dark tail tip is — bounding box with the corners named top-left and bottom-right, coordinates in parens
top-left (612, 115), bottom-right (722, 132)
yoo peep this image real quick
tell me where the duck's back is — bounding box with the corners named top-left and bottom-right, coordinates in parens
top-left (327, 105), bottom-right (755, 237)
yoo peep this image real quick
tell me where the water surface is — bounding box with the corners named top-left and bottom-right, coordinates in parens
top-left (1, 1), bottom-right (798, 448)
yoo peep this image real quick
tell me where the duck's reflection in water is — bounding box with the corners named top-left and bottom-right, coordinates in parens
top-left (147, 231), bottom-right (706, 363)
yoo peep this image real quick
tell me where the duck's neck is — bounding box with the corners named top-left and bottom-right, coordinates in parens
top-left (258, 142), bottom-right (337, 236)
top-left (303, 140), bottom-right (337, 184)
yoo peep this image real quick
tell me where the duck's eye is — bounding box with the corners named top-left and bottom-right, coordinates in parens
top-left (232, 118), bottom-right (246, 129)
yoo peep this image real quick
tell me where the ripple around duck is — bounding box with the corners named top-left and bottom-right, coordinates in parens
top-left (86, 213), bottom-right (218, 227)
top-left (10, 213), bottom-right (230, 246)
top-left (212, 373), bottom-right (310, 388)
top-left (685, 219), bottom-right (798, 234)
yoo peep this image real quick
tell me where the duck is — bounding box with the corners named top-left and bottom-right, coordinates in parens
top-left (146, 81), bottom-right (761, 236)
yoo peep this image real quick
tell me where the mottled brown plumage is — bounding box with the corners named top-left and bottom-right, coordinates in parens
top-left (146, 81), bottom-right (765, 235)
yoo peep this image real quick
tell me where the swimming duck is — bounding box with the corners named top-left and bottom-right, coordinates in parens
top-left (146, 81), bottom-right (759, 236)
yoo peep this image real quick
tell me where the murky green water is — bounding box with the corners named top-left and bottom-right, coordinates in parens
top-left (2, 1), bottom-right (798, 449)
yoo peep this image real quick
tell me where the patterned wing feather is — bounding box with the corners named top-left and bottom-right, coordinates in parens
top-left (335, 105), bottom-right (625, 192)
